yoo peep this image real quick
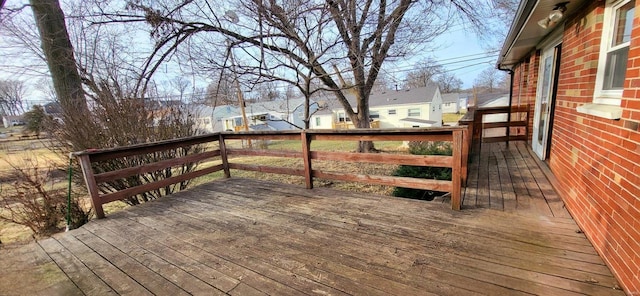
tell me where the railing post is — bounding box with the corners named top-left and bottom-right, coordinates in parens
top-left (451, 130), bottom-right (463, 210)
top-left (301, 131), bottom-right (313, 189)
top-left (219, 134), bottom-right (231, 178)
top-left (77, 154), bottom-right (105, 219)
top-left (461, 126), bottom-right (470, 186)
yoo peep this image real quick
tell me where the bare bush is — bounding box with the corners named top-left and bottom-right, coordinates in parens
top-left (45, 82), bottom-right (204, 205)
top-left (0, 158), bottom-right (91, 236)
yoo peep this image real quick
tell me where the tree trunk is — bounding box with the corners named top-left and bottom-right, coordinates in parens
top-left (30, 0), bottom-right (88, 115)
top-left (354, 116), bottom-right (376, 153)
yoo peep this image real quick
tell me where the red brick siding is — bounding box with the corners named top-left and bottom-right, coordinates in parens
top-left (510, 1), bottom-right (640, 293)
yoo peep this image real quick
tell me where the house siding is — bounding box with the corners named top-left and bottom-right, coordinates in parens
top-left (510, 1), bottom-right (640, 292)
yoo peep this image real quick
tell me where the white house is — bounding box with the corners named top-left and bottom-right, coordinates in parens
top-left (223, 98), bottom-right (318, 131)
top-left (190, 104), bottom-right (239, 133)
top-left (441, 93), bottom-right (460, 114)
top-left (311, 84), bottom-right (443, 129)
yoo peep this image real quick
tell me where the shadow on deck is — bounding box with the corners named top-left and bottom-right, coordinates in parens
top-left (1, 176), bottom-right (624, 295)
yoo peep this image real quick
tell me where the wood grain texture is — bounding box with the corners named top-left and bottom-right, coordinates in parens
top-left (8, 177), bottom-right (623, 296)
top-left (462, 142), bottom-right (570, 218)
top-left (93, 150), bottom-right (221, 184)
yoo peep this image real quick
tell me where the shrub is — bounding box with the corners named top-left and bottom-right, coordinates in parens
top-left (392, 141), bottom-right (452, 201)
top-left (0, 158), bottom-right (91, 237)
top-left (46, 83), bottom-right (203, 206)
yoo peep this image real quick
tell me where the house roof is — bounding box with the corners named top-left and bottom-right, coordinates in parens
top-left (400, 118), bottom-right (437, 124)
top-left (366, 84), bottom-right (439, 107)
top-left (498, 0), bottom-right (589, 68)
top-left (442, 93), bottom-right (459, 104)
top-left (244, 98), bottom-right (307, 115)
top-left (188, 104), bottom-right (239, 118)
top-left (313, 84), bottom-right (440, 115)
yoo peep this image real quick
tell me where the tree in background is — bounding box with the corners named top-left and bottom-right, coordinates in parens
top-left (113, 0), bottom-right (487, 151)
top-left (22, 105), bottom-right (46, 136)
top-left (404, 58), bottom-right (444, 89)
top-left (474, 67), bottom-right (508, 92)
top-left (0, 79), bottom-right (26, 116)
top-left (436, 72), bottom-right (463, 93)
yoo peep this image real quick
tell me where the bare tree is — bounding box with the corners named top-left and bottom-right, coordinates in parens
top-left (0, 79), bottom-right (26, 116)
top-left (169, 76), bottom-right (191, 102)
top-left (404, 58), bottom-right (444, 88)
top-left (474, 67), bottom-right (507, 92)
top-left (205, 73), bottom-right (237, 106)
top-left (436, 72), bottom-right (463, 93)
top-left (113, 0), bottom-right (484, 151)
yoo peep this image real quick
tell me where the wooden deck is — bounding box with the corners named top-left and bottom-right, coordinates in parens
top-left (463, 141), bottom-right (571, 218)
top-left (1, 175), bottom-right (624, 295)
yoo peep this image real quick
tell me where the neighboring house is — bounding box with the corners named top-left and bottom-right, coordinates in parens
top-left (223, 98), bottom-right (318, 131)
top-left (2, 115), bottom-right (25, 128)
top-left (311, 84), bottom-right (443, 129)
top-left (190, 104), bottom-right (239, 133)
top-left (441, 93), bottom-right (460, 114)
top-left (499, 0), bottom-right (640, 293)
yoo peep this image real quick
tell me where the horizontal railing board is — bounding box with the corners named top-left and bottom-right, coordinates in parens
top-left (313, 170), bottom-right (452, 192)
top-left (475, 105), bottom-right (529, 115)
top-left (94, 150), bottom-right (221, 184)
top-left (482, 135), bottom-right (528, 143)
top-left (80, 134), bottom-right (220, 163)
top-left (311, 151), bottom-right (453, 167)
top-left (311, 134), bottom-right (453, 142)
top-left (98, 164), bottom-right (224, 204)
top-left (222, 134), bottom-right (300, 141)
top-left (226, 149), bottom-right (302, 158)
top-left (228, 163), bottom-right (305, 176)
top-left (482, 121), bottom-right (528, 129)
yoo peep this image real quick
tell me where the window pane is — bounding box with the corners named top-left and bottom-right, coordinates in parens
top-left (604, 46), bottom-right (629, 90)
top-left (612, 1), bottom-right (635, 46)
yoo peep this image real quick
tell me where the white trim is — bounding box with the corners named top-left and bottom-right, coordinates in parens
top-left (536, 27), bottom-right (564, 50)
top-left (593, 0), bottom-right (633, 105)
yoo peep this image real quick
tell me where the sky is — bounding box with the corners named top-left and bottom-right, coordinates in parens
top-left (0, 1), bottom-right (506, 107)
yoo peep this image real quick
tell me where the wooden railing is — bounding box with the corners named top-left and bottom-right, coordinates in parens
top-left (459, 105), bottom-right (529, 150)
top-left (73, 128), bottom-right (470, 218)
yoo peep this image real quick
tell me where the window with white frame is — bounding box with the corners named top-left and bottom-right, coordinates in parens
top-left (315, 117), bottom-right (321, 126)
top-left (388, 109), bottom-right (396, 115)
top-left (408, 108), bottom-right (421, 117)
top-left (594, 0), bottom-right (635, 105)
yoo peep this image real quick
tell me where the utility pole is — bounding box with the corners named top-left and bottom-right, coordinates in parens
top-left (228, 41), bottom-right (252, 147)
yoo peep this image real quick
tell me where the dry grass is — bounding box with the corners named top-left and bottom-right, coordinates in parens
top-left (442, 112), bottom-right (466, 123)
top-left (0, 138), bottom-right (410, 244)
top-left (0, 140), bottom-right (68, 244)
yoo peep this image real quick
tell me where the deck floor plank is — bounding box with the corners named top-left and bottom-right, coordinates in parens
top-left (179, 184), bottom-right (612, 290)
top-left (2, 143), bottom-right (627, 295)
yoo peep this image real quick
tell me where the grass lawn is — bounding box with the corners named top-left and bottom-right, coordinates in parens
top-left (442, 111), bottom-right (466, 123)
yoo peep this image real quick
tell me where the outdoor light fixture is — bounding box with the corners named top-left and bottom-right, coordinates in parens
top-left (538, 2), bottom-right (569, 29)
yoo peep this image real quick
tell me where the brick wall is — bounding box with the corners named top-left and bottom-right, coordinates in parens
top-left (511, 1), bottom-right (640, 292)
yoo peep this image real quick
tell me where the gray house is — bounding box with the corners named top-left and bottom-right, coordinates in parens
top-left (223, 98), bottom-right (318, 131)
top-left (191, 104), bottom-right (239, 133)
